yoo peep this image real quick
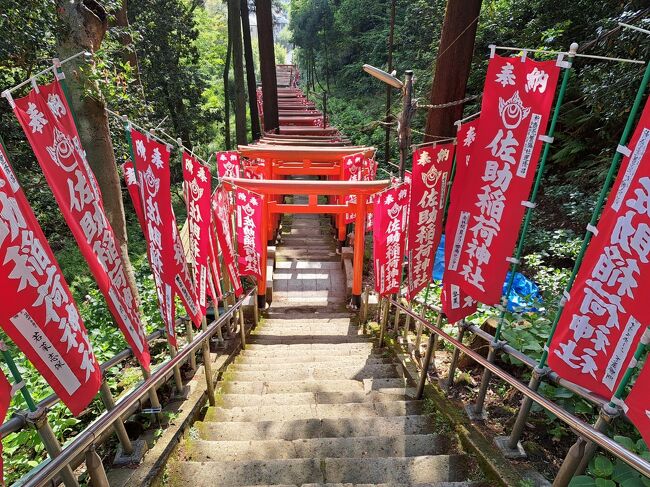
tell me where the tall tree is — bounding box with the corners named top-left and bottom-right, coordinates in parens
top-left (229, 0), bottom-right (247, 145)
top-left (423, 0), bottom-right (482, 140)
top-left (241, 0), bottom-right (261, 140)
top-left (54, 0), bottom-right (140, 302)
top-left (255, 0), bottom-right (279, 132)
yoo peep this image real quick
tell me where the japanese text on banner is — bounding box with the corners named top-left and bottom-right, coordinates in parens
top-left (445, 56), bottom-right (560, 304)
top-left (406, 143), bottom-right (454, 299)
top-left (236, 187), bottom-right (263, 279)
top-left (442, 119), bottom-right (480, 322)
top-left (549, 99), bottom-right (650, 398)
top-left (213, 186), bottom-right (243, 296)
top-left (373, 181), bottom-right (410, 296)
top-left (0, 142), bottom-right (100, 415)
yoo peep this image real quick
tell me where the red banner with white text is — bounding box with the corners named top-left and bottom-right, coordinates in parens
top-left (217, 151), bottom-right (241, 179)
top-left (445, 55), bottom-right (560, 304)
top-left (625, 360), bottom-right (650, 448)
top-left (182, 152), bottom-right (211, 316)
top-left (343, 153), bottom-right (365, 224)
top-left (0, 142), bottom-right (101, 415)
top-left (548, 100), bottom-right (650, 398)
top-left (442, 119), bottom-right (481, 322)
top-left (206, 227), bottom-right (223, 300)
top-left (373, 181), bottom-right (410, 296)
top-left (0, 370), bottom-right (10, 486)
top-left (406, 143), bottom-right (454, 299)
top-left (13, 80), bottom-right (150, 370)
top-left (123, 160), bottom-right (173, 343)
top-left (213, 187), bottom-right (243, 296)
top-left (236, 187), bottom-right (263, 279)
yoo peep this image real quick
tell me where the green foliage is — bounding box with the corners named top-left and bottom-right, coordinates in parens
top-left (568, 439), bottom-right (650, 486)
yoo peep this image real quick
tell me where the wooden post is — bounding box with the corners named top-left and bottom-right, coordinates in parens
top-left (423, 0), bottom-right (482, 140)
top-left (384, 0), bottom-right (396, 165)
top-left (351, 194), bottom-right (366, 308)
top-left (255, 0), bottom-right (279, 132)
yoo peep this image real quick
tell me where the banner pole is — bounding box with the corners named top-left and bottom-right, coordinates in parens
top-left (472, 44), bottom-right (578, 419)
top-left (505, 55), bottom-right (650, 452)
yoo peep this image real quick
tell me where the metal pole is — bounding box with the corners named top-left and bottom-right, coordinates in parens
top-left (507, 53), bottom-right (650, 446)
top-left (416, 313), bottom-right (442, 399)
top-left (2, 347), bottom-right (80, 487)
top-left (379, 298), bottom-right (389, 347)
top-left (98, 381), bottom-right (133, 455)
top-left (185, 320), bottom-right (197, 371)
top-left (444, 322), bottom-right (466, 393)
top-left (85, 444), bottom-right (110, 487)
top-left (239, 307), bottom-right (247, 349)
top-left (201, 316), bottom-right (216, 407)
top-left (473, 44), bottom-right (578, 417)
top-left (398, 71), bottom-right (414, 180)
top-left (168, 345), bottom-right (184, 394)
top-left (414, 286), bottom-right (430, 354)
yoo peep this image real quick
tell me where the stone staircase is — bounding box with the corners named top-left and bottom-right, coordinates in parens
top-left (166, 210), bottom-right (482, 486)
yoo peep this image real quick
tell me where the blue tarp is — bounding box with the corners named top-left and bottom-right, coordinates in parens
top-left (432, 235), bottom-right (542, 312)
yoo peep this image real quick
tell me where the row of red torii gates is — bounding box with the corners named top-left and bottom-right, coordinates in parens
top-left (228, 65), bottom-right (389, 308)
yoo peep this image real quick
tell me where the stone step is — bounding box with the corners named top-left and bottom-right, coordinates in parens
top-left (196, 414), bottom-right (438, 441)
top-left (251, 328), bottom-right (357, 336)
top-left (167, 455), bottom-right (468, 486)
top-left (218, 389), bottom-right (417, 407)
top-left (261, 318), bottom-right (352, 325)
top-left (274, 262), bottom-right (342, 270)
top-left (227, 364), bottom-right (399, 382)
top-left (248, 335), bottom-right (372, 346)
top-left (229, 484), bottom-right (480, 487)
top-left (233, 357), bottom-right (392, 370)
top-left (236, 350), bottom-right (387, 364)
top-left (184, 434), bottom-right (450, 462)
top-left (204, 401), bottom-right (423, 422)
top-left (221, 378), bottom-right (408, 395)
top-left (243, 342), bottom-right (376, 352)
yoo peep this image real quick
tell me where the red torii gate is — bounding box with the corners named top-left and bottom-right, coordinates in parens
top-left (223, 178), bottom-right (389, 308)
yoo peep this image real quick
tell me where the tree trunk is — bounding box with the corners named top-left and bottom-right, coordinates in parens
top-left (229, 0), bottom-right (247, 145)
top-left (224, 20), bottom-right (232, 150)
top-left (423, 0), bottom-right (482, 141)
top-left (241, 0), bottom-right (261, 140)
top-left (255, 0), bottom-right (279, 132)
top-left (55, 0), bottom-right (140, 304)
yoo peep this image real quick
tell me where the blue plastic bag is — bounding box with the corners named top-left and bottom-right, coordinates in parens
top-left (431, 235), bottom-right (542, 312)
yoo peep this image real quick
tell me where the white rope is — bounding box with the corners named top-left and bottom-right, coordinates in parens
top-left (619, 22), bottom-right (650, 36)
top-left (106, 108), bottom-right (173, 151)
top-left (538, 135), bottom-right (554, 144)
top-left (617, 144), bottom-right (632, 157)
top-left (521, 200), bottom-right (537, 209)
top-left (490, 45), bottom-right (644, 64)
top-left (454, 111), bottom-right (481, 127)
top-left (586, 223), bottom-right (599, 236)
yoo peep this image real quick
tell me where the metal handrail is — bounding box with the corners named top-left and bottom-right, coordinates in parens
top-left (18, 287), bottom-right (255, 487)
top-left (1, 290), bottom-right (235, 439)
top-left (390, 297), bottom-right (650, 477)
top-left (414, 299), bottom-right (608, 409)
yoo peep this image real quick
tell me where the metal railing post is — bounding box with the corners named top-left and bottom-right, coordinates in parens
top-left (185, 320), bottom-right (197, 371)
top-left (239, 307), bottom-right (247, 349)
top-left (98, 381), bottom-right (133, 455)
top-left (168, 345), bottom-right (185, 394)
top-left (416, 313), bottom-right (442, 399)
top-left (201, 316), bottom-right (216, 407)
top-left (2, 347), bottom-right (79, 487)
top-left (85, 444), bottom-right (110, 487)
top-left (379, 298), bottom-right (389, 347)
top-left (444, 321), bottom-right (466, 393)
top-left (553, 406), bottom-right (618, 487)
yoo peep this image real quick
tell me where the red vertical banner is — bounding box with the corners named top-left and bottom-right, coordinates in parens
top-left (123, 160), bottom-right (176, 345)
top-left (182, 152), bottom-right (211, 317)
top-left (217, 151), bottom-right (241, 179)
top-left (343, 153), bottom-right (365, 224)
top-left (548, 100), bottom-right (650, 398)
top-left (12, 80), bottom-right (150, 370)
top-left (373, 181), bottom-right (410, 296)
top-left (442, 119), bottom-right (480, 322)
top-left (213, 187), bottom-right (243, 296)
top-left (445, 55), bottom-right (560, 304)
top-left (406, 144), bottom-right (454, 299)
top-left (235, 187), bottom-right (263, 279)
top-left (206, 227), bottom-right (223, 300)
top-left (364, 158), bottom-right (378, 232)
top-left (0, 371), bottom-right (10, 486)
top-left (625, 361), bottom-right (650, 447)
top-left (0, 143), bottom-right (101, 415)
